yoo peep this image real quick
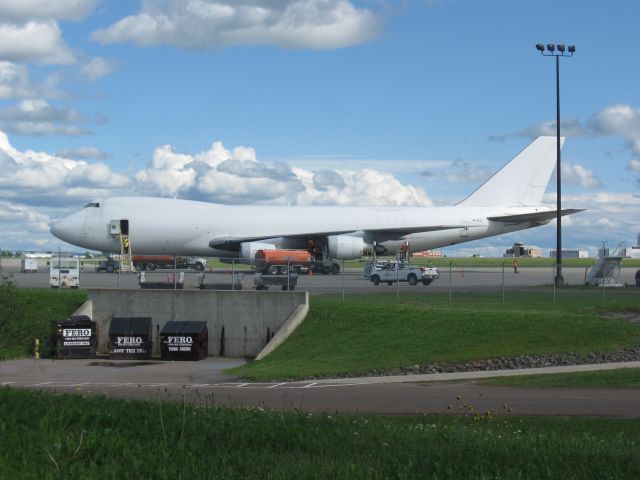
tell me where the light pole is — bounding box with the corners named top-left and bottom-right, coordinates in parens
top-left (535, 43), bottom-right (575, 286)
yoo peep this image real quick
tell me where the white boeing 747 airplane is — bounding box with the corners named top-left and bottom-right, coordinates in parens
top-left (51, 136), bottom-right (582, 263)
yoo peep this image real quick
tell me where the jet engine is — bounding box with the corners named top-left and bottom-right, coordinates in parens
top-left (239, 241), bottom-right (276, 263)
top-left (326, 235), bottom-right (367, 260)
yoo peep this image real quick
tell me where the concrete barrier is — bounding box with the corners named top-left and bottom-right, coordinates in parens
top-left (87, 289), bottom-right (308, 357)
top-left (255, 303), bottom-right (309, 360)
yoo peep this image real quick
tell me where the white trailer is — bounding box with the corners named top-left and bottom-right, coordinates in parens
top-left (21, 258), bottom-right (38, 273)
top-left (50, 257), bottom-right (80, 288)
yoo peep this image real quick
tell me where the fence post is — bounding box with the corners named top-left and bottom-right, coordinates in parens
top-left (232, 257), bottom-right (235, 291)
top-left (449, 261), bottom-right (453, 304)
top-left (341, 259), bottom-right (345, 301)
top-left (501, 262), bottom-right (505, 304)
top-left (552, 264), bottom-right (556, 305)
top-left (287, 259), bottom-right (290, 291)
top-left (396, 260), bottom-right (400, 301)
top-left (602, 266), bottom-right (606, 306)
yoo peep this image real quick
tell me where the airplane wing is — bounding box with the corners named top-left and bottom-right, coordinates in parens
top-left (488, 209), bottom-right (585, 224)
top-left (209, 225), bottom-right (463, 250)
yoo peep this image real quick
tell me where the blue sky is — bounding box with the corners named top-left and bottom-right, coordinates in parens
top-left (1, 0), bottom-right (639, 256)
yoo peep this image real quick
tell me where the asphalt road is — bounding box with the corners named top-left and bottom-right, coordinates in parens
top-left (3, 358), bottom-right (640, 416)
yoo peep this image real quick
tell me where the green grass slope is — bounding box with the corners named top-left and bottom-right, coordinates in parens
top-left (1, 388), bottom-right (639, 479)
top-left (232, 292), bottom-right (640, 380)
top-left (0, 285), bottom-right (87, 359)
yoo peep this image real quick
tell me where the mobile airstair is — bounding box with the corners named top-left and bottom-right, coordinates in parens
top-left (110, 220), bottom-right (136, 273)
top-left (585, 241), bottom-right (628, 287)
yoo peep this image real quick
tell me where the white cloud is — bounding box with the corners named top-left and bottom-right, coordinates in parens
top-left (0, 61), bottom-right (34, 98)
top-left (134, 139), bottom-right (431, 206)
top-left (445, 158), bottom-right (492, 184)
top-left (0, 199), bottom-right (50, 232)
top-left (561, 162), bottom-right (602, 188)
top-left (93, 0), bottom-right (381, 50)
top-left (629, 159), bottom-right (640, 171)
top-left (81, 57), bottom-right (116, 81)
top-left (0, 0), bottom-right (97, 22)
top-left (0, 65), bottom-right (69, 101)
top-left (4, 122), bottom-right (91, 136)
top-left (489, 119), bottom-right (587, 142)
top-left (0, 99), bottom-right (101, 136)
top-left (0, 130), bottom-right (130, 205)
top-left (294, 167), bottom-right (432, 206)
top-left (55, 146), bottom-right (111, 160)
top-left (0, 21), bottom-right (75, 64)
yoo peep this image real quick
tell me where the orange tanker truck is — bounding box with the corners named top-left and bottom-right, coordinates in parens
top-left (255, 249), bottom-right (312, 274)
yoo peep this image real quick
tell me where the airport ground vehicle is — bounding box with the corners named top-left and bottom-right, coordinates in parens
top-left (253, 249), bottom-right (341, 275)
top-left (132, 255), bottom-right (207, 271)
top-left (364, 261), bottom-right (439, 286)
top-left (255, 250), bottom-right (311, 274)
top-left (20, 258), bottom-right (38, 273)
top-left (253, 272), bottom-right (298, 290)
top-left (253, 249), bottom-right (303, 290)
top-left (96, 259), bottom-right (119, 272)
top-left (50, 257), bottom-right (80, 288)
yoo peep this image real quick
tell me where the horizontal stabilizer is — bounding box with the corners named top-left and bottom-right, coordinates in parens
top-left (488, 209), bottom-right (585, 224)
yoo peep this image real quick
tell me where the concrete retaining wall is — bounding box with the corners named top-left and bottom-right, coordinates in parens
top-left (88, 289), bottom-right (308, 357)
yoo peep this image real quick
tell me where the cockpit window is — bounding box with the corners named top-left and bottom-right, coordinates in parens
top-left (83, 202), bottom-right (100, 208)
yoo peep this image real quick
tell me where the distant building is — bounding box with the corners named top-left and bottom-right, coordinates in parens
top-left (503, 242), bottom-right (541, 258)
top-left (549, 250), bottom-right (589, 259)
top-left (413, 250), bottom-right (444, 258)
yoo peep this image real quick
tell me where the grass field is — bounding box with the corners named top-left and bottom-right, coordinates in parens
top-left (231, 292), bottom-right (640, 380)
top-left (0, 282), bottom-right (87, 360)
top-left (1, 388), bottom-right (639, 479)
top-left (479, 367), bottom-right (640, 389)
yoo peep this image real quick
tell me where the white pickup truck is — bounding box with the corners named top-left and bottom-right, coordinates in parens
top-left (364, 261), bottom-right (439, 286)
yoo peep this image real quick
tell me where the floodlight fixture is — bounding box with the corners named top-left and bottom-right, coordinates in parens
top-left (557, 44), bottom-right (565, 52)
top-left (536, 43), bottom-right (545, 52)
top-left (568, 45), bottom-right (575, 53)
top-left (546, 44), bottom-right (555, 52)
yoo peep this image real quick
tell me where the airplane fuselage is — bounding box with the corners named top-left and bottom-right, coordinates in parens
top-left (51, 196), bottom-right (550, 257)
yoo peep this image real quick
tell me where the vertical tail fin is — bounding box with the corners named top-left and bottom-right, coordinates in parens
top-left (457, 136), bottom-right (563, 207)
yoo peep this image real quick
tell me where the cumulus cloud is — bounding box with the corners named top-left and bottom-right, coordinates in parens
top-left (313, 169), bottom-right (345, 191)
top-left (81, 57), bottom-right (116, 81)
top-left (0, 132), bottom-right (431, 248)
top-left (0, 130), bottom-right (130, 206)
top-left (295, 168), bottom-right (432, 206)
top-left (92, 0), bottom-right (381, 50)
top-left (0, 21), bottom-right (75, 64)
top-left (489, 119), bottom-right (587, 142)
top-left (0, 0), bottom-right (97, 22)
top-left (133, 139), bottom-right (431, 206)
top-left (589, 104), bottom-right (640, 161)
top-left (55, 146), bottom-right (112, 160)
top-left (561, 162), bottom-right (602, 189)
top-left (445, 158), bottom-right (493, 184)
top-left (0, 61), bottom-right (34, 98)
top-left (0, 99), bottom-right (102, 136)
top-left (0, 199), bottom-right (50, 232)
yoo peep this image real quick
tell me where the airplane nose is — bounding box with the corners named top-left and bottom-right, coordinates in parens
top-left (50, 212), bottom-right (84, 244)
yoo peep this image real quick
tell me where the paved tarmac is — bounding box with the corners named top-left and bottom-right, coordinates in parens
top-left (6, 265), bottom-right (640, 294)
top-left (3, 358), bottom-right (640, 417)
